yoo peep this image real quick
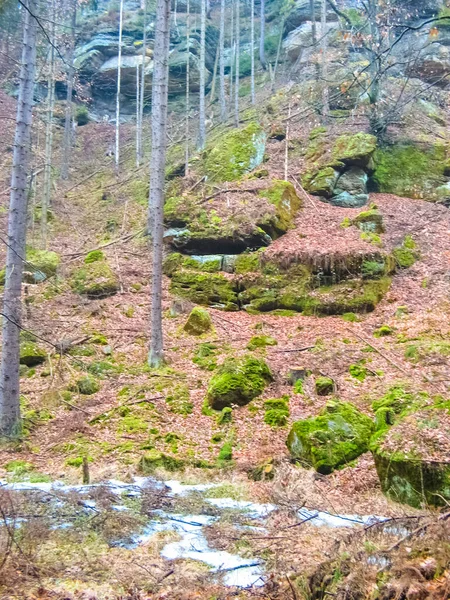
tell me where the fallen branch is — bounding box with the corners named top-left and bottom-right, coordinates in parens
top-left (63, 229), bottom-right (144, 259)
top-left (271, 346), bottom-right (314, 353)
top-left (386, 510), bottom-right (450, 553)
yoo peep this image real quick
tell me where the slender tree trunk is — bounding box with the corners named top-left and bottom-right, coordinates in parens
top-left (250, 0), bottom-right (255, 104)
top-left (271, 17), bottom-right (285, 91)
top-left (310, 0), bottom-right (316, 44)
top-left (0, 0), bottom-right (38, 439)
top-left (284, 98), bottom-right (291, 181)
top-left (115, 0), bottom-right (124, 173)
top-left (259, 0), bottom-right (266, 70)
top-left (136, 61), bottom-right (141, 167)
top-left (198, 0), bottom-right (206, 150)
top-left (209, 43), bottom-right (219, 104)
top-left (185, 0), bottom-right (190, 176)
top-left (234, 0), bottom-right (239, 126)
top-left (219, 0), bottom-right (226, 120)
top-left (321, 0), bottom-right (329, 121)
top-left (229, 0), bottom-right (234, 106)
top-left (61, 0), bottom-right (77, 180)
top-left (147, 0), bottom-right (171, 368)
top-left (42, 0), bottom-right (56, 248)
top-left (138, 0), bottom-right (147, 164)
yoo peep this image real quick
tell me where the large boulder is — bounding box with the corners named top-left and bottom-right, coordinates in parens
top-left (330, 167), bottom-right (369, 207)
top-left (203, 123), bottom-right (266, 182)
top-left (183, 307), bottom-right (213, 335)
top-left (206, 355), bottom-right (273, 410)
top-left (372, 408), bottom-right (450, 508)
top-left (70, 260), bottom-right (119, 299)
top-left (332, 133), bottom-right (377, 168)
top-left (287, 401), bottom-right (374, 474)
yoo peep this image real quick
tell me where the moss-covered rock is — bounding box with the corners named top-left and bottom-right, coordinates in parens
top-left (19, 341), bottom-right (46, 366)
top-left (353, 208), bottom-right (384, 234)
top-left (247, 335), bottom-right (278, 350)
top-left (217, 406), bottom-right (233, 424)
top-left (303, 166), bottom-right (340, 198)
top-left (84, 250), bottom-right (105, 264)
top-left (264, 397), bottom-right (290, 427)
top-left (372, 409), bottom-right (450, 508)
top-left (183, 307), bottom-right (213, 335)
top-left (315, 376), bottom-right (334, 396)
top-left (234, 252), bottom-right (262, 274)
top-left (203, 122), bottom-right (266, 182)
top-left (287, 401), bottom-right (374, 474)
top-left (170, 270), bottom-right (239, 310)
top-left (393, 235), bottom-right (419, 268)
top-left (372, 144), bottom-right (448, 200)
top-left (258, 180), bottom-right (302, 234)
top-left (139, 450), bottom-right (185, 473)
top-left (25, 248), bottom-right (60, 283)
top-left (332, 133), bottom-right (377, 167)
top-left (73, 375), bottom-right (100, 395)
top-left (71, 261), bottom-right (119, 298)
top-left (206, 355), bottom-right (273, 410)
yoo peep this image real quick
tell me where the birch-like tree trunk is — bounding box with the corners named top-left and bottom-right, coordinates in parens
top-left (219, 0), bottom-right (226, 120)
top-left (115, 0), bottom-right (124, 173)
top-left (271, 16), bottom-right (285, 91)
top-left (0, 0), bottom-right (38, 438)
top-left (148, 0), bottom-right (171, 368)
top-left (321, 0), bottom-right (329, 121)
top-left (41, 0), bottom-right (56, 248)
top-left (198, 0), bottom-right (206, 150)
top-left (234, 0), bottom-right (239, 126)
top-left (136, 60), bottom-right (141, 167)
top-left (250, 0), bottom-right (255, 104)
top-left (185, 0), bottom-right (190, 176)
top-left (138, 0), bottom-right (147, 164)
top-left (259, 0), bottom-right (266, 69)
top-left (61, 0), bottom-right (77, 180)
top-left (229, 0), bottom-right (234, 106)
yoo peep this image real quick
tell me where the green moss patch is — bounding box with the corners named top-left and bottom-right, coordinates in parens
top-left (20, 341), bottom-right (46, 367)
top-left (166, 383), bottom-right (193, 415)
top-left (193, 343), bottom-right (219, 371)
top-left (393, 235), bottom-right (419, 269)
top-left (315, 376), bottom-right (334, 396)
top-left (206, 355), bottom-right (273, 410)
top-left (247, 335), bottom-right (278, 350)
top-left (71, 375), bottom-right (100, 395)
top-left (139, 450), bottom-right (184, 473)
top-left (70, 261), bottom-right (119, 298)
top-left (258, 180), bottom-right (302, 233)
top-left (170, 271), bottom-right (239, 310)
top-left (183, 307), bottom-right (213, 336)
top-left (25, 248), bottom-right (60, 283)
top-left (332, 133), bottom-right (377, 167)
top-left (287, 401), bottom-right (374, 474)
top-left (203, 122), bottom-right (266, 182)
top-left (264, 397), bottom-right (290, 427)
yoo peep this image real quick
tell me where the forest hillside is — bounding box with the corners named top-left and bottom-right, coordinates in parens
top-left (0, 0), bottom-right (449, 598)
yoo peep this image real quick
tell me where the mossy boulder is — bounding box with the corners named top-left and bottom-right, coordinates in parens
top-left (332, 133), bottom-right (377, 167)
top-left (353, 208), bottom-right (384, 233)
top-left (183, 307), bottom-right (213, 335)
top-left (287, 401), bottom-right (374, 474)
top-left (170, 270), bottom-right (239, 310)
top-left (19, 341), bottom-right (46, 366)
top-left (70, 261), bottom-right (119, 298)
top-left (315, 376), bottom-right (334, 396)
top-left (206, 355), bottom-right (273, 410)
top-left (303, 167), bottom-right (340, 198)
top-left (139, 450), bottom-right (185, 473)
top-left (72, 375), bottom-right (100, 395)
top-left (372, 409), bottom-right (450, 508)
top-left (330, 167), bottom-right (369, 207)
top-left (84, 250), bottom-right (105, 264)
top-left (247, 335), bottom-right (278, 350)
top-left (258, 180), bottom-right (303, 234)
top-left (264, 397), bottom-right (290, 427)
top-left (203, 122), bottom-right (266, 182)
top-left (24, 248), bottom-right (60, 283)
top-left (372, 144), bottom-right (448, 200)
top-left (393, 235), bottom-right (419, 269)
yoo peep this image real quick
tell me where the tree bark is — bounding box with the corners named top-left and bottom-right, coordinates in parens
top-left (61, 0), bottom-right (77, 181)
top-left (148, 0), bottom-right (171, 368)
top-left (321, 0), bottom-right (329, 121)
top-left (259, 0), bottom-right (266, 70)
top-left (250, 0), bottom-right (255, 104)
top-left (115, 0), bottom-right (124, 174)
top-left (138, 0), bottom-right (147, 165)
top-left (234, 0), bottom-right (239, 127)
top-left (185, 0), bottom-right (190, 176)
top-left (198, 0), bottom-right (206, 150)
top-left (136, 60), bottom-right (141, 167)
top-left (0, 0), bottom-right (37, 438)
top-left (219, 0), bottom-right (226, 120)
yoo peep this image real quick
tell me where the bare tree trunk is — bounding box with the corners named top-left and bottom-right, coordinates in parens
top-left (136, 60), bottom-right (141, 167)
top-left (148, 0), bottom-right (171, 368)
top-left (310, 0), bottom-right (316, 44)
top-left (138, 0), bottom-right (147, 164)
top-left (0, 0), bottom-right (37, 439)
top-left (234, 0), bottom-right (239, 126)
top-left (321, 0), bottom-right (329, 121)
top-left (61, 0), bottom-right (77, 180)
top-left (271, 17), bottom-right (284, 91)
top-left (259, 0), bottom-right (266, 70)
top-left (219, 0), bottom-right (226, 120)
top-left (284, 98), bottom-right (291, 181)
top-left (185, 0), bottom-right (190, 176)
top-left (250, 0), bottom-right (255, 104)
top-left (229, 0), bottom-right (234, 107)
top-left (115, 0), bottom-right (124, 174)
top-left (198, 0), bottom-right (206, 150)
top-left (209, 43), bottom-right (219, 104)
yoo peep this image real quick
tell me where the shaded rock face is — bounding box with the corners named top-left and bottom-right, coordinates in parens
top-left (332, 168), bottom-right (369, 208)
top-left (283, 21), bottom-right (339, 61)
top-left (284, 0), bottom-right (338, 35)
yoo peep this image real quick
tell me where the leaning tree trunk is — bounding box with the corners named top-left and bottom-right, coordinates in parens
top-left (41, 0), bottom-right (56, 248)
top-left (0, 0), bottom-right (38, 438)
top-left (198, 0), bottom-right (206, 150)
top-left (259, 0), bottom-right (266, 69)
top-left (148, 0), bottom-right (171, 368)
top-left (250, 0), bottom-right (255, 104)
top-left (61, 0), bottom-right (77, 180)
top-left (115, 0), bottom-right (124, 174)
top-left (234, 0), bottom-right (240, 126)
top-left (219, 0), bottom-right (226, 120)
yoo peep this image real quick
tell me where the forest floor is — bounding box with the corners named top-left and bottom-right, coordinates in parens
top-left (0, 89), bottom-right (449, 598)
